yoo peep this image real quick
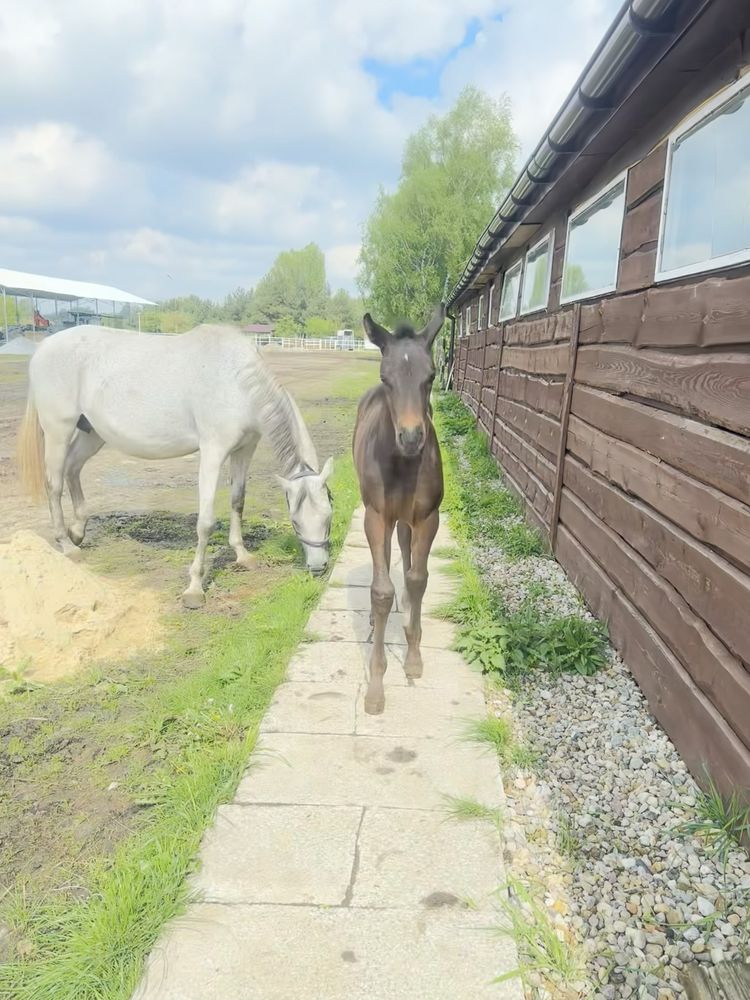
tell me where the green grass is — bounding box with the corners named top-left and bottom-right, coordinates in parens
top-left (677, 775), bottom-right (750, 869)
top-left (443, 795), bottom-right (504, 829)
top-left (494, 879), bottom-right (585, 992)
top-left (463, 716), bottom-right (537, 772)
top-left (0, 453), bottom-right (362, 999)
top-left (435, 393), bottom-right (547, 560)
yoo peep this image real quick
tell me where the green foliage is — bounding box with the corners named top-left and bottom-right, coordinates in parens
top-left (678, 776), bottom-right (750, 868)
top-left (454, 605), bottom-right (607, 681)
top-left (305, 315), bottom-right (334, 337)
top-left (253, 243), bottom-right (328, 329)
top-left (138, 247), bottom-right (362, 337)
top-left (455, 623), bottom-right (509, 674)
top-left (534, 615), bottom-right (609, 677)
top-left (434, 393), bottom-right (546, 560)
top-left (359, 86), bottom-right (518, 324)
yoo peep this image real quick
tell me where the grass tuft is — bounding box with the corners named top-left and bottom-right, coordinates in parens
top-left (677, 775), bottom-right (750, 867)
top-left (464, 716), bottom-right (537, 772)
top-left (443, 795), bottom-right (504, 828)
top-left (494, 879), bottom-right (585, 993)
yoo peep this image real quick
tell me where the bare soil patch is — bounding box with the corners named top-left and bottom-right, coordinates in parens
top-left (0, 530), bottom-right (162, 683)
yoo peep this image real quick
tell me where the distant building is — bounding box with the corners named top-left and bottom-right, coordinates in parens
top-left (243, 323), bottom-right (275, 335)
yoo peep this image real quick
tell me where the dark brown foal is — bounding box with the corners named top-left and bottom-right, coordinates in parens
top-left (353, 304), bottom-right (445, 714)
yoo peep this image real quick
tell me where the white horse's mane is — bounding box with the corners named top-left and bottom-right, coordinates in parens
top-left (238, 355), bottom-right (318, 476)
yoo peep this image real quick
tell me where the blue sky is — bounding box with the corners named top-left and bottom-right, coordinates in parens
top-left (364, 17), bottom-right (489, 106)
top-left (0, 0), bottom-right (621, 302)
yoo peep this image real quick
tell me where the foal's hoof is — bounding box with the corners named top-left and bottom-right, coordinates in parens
top-left (364, 693), bottom-right (385, 715)
top-left (404, 652), bottom-right (423, 680)
top-left (68, 528), bottom-right (84, 547)
top-left (182, 590), bottom-right (206, 610)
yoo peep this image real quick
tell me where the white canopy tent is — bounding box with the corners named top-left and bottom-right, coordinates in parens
top-left (0, 267), bottom-right (155, 344)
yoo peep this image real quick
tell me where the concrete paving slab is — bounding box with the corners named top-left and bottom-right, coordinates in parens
top-left (131, 508), bottom-right (521, 1000)
top-left (351, 806), bottom-right (501, 910)
top-left (355, 683), bottom-right (485, 739)
top-left (235, 733), bottom-right (502, 809)
top-left (193, 804), bottom-right (361, 905)
top-left (285, 641), bottom-right (367, 685)
top-left (134, 903), bottom-right (520, 1000)
top-left (306, 609), bottom-right (457, 648)
top-left (261, 681), bottom-right (359, 735)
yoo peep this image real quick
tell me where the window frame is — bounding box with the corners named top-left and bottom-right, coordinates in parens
top-left (487, 281), bottom-right (494, 326)
top-left (478, 292), bottom-right (484, 330)
top-left (519, 230), bottom-right (555, 316)
top-left (498, 259), bottom-right (523, 322)
top-left (560, 170), bottom-right (628, 305)
top-left (655, 75), bottom-right (750, 284)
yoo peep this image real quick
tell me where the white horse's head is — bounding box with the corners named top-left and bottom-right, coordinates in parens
top-left (277, 457), bottom-right (334, 575)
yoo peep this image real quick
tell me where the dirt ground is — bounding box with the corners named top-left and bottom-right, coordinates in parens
top-left (0, 347), bottom-right (376, 925)
top-left (0, 349), bottom-right (377, 542)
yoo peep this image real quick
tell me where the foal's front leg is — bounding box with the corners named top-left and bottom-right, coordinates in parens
top-left (403, 510), bottom-right (439, 679)
top-left (183, 445), bottom-right (225, 609)
top-left (365, 506), bottom-right (394, 715)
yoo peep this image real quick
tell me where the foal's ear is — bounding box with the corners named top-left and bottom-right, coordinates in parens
top-left (320, 457), bottom-right (334, 484)
top-left (418, 303), bottom-right (446, 349)
top-left (362, 313), bottom-right (391, 351)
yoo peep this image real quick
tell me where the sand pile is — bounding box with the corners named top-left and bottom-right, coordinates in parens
top-left (0, 531), bottom-right (162, 682)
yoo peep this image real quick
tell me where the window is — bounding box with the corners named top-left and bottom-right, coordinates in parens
top-left (520, 231), bottom-right (554, 314)
top-left (657, 76), bottom-right (750, 281)
top-left (465, 305), bottom-right (470, 335)
top-left (498, 260), bottom-right (522, 321)
top-left (478, 293), bottom-right (484, 330)
top-left (561, 174), bottom-right (626, 302)
top-left (487, 282), bottom-right (494, 326)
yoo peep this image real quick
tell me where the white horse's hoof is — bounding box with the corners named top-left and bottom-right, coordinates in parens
top-left (182, 590), bottom-right (206, 610)
top-left (61, 542), bottom-right (83, 562)
top-left (68, 527), bottom-right (85, 547)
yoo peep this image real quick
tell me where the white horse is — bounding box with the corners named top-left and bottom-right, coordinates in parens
top-left (17, 324), bottom-right (333, 607)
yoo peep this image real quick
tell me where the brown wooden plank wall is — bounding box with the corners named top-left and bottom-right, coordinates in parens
top-left (452, 140), bottom-right (750, 802)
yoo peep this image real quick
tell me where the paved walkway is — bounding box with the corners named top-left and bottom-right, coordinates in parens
top-left (134, 508), bottom-right (521, 1000)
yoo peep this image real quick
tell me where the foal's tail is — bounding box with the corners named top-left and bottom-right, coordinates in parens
top-left (17, 398), bottom-right (46, 501)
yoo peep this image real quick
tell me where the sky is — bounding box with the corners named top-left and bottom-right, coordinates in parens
top-left (0, 0), bottom-right (622, 303)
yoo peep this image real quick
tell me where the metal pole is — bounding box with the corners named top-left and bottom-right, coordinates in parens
top-left (2, 288), bottom-right (8, 343)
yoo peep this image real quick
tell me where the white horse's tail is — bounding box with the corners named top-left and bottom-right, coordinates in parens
top-left (17, 398), bottom-right (46, 501)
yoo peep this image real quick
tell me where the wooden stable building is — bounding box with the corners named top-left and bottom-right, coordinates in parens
top-left (449, 0), bottom-right (750, 801)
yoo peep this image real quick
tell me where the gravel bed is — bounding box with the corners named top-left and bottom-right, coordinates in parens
top-left (474, 535), bottom-right (750, 998)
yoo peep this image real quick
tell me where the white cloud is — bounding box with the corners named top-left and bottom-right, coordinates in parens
top-left (326, 243), bottom-right (362, 291)
top-left (0, 123), bottom-right (133, 215)
top-left (0, 0), bottom-right (623, 299)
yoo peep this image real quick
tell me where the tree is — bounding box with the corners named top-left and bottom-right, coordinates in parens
top-left (359, 86), bottom-right (518, 325)
top-left (252, 243), bottom-right (329, 329)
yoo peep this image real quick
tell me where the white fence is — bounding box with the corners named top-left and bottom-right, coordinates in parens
top-left (251, 335), bottom-right (376, 352)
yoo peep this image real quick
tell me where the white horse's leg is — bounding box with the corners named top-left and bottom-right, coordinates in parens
top-left (64, 429), bottom-right (105, 546)
top-left (183, 444), bottom-right (226, 609)
top-left (229, 436), bottom-right (260, 569)
top-left (44, 424), bottom-right (80, 560)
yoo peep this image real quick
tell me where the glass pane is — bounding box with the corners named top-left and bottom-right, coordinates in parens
top-left (521, 236), bottom-right (552, 313)
top-left (499, 264), bottom-right (521, 319)
top-left (563, 180), bottom-right (626, 298)
top-left (661, 84), bottom-right (750, 273)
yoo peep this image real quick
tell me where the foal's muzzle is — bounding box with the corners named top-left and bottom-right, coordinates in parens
top-left (397, 425), bottom-right (425, 456)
